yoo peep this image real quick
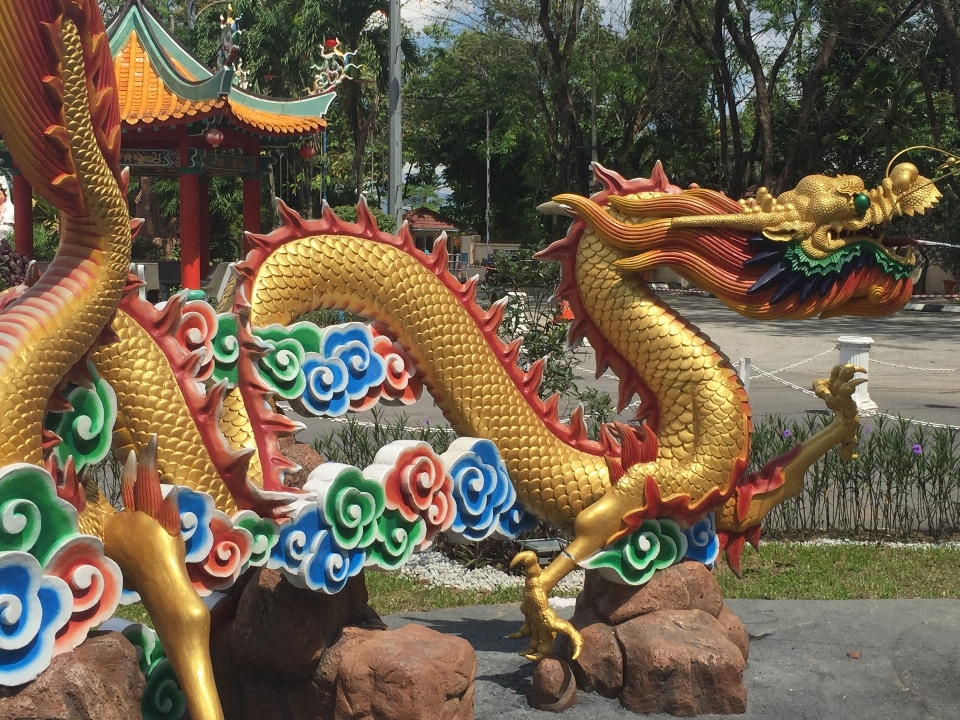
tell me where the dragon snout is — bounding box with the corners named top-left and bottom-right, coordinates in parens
top-left (890, 162), bottom-right (919, 193)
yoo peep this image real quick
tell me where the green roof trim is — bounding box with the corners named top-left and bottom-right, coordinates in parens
top-left (108, 1), bottom-right (232, 102)
top-left (108, 0), bottom-right (335, 122)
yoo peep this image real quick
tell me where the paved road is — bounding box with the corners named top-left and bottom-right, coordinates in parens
top-left (295, 295), bottom-right (959, 448)
top-left (386, 599), bottom-right (960, 720)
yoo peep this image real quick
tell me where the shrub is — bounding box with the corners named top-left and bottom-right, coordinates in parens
top-left (753, 414), bottom-right (960, 539)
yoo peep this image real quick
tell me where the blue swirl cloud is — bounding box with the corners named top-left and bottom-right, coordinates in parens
top-left (0, 552), bottom-right (72, 686)
top-left (267, 503), bottom-right (324, 578)
top-left (296, 354), bottom-right (350, 416)
top-left (683, 514), bottom-right (720, 565)
top-left (302, 528), bottom-right (365, 594)
top-left (444, 439), bottom-right (518, 542)
top-left (496, 500), bottom-right (539, 539)
top-left (173, 488), bottom-right (215, 564)
top-left (322, 324), bottom-right (386, 400)
top-left (293, 323), bottom-right (387, 417)
top-left (266, 503), bottom-right (364, 593)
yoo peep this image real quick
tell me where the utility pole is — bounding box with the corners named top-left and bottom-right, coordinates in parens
top-left (388, 0), bottom-right (403, 226)
top-left (590, 52), bottom-right (599, 191)
top-left (486, 110), bottom-right (491, 263)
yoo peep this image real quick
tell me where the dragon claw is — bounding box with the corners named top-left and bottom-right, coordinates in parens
top-left (814, 363), bottom-right (865, 422)
top-left (813, 363), bottom-right (865, 459)
top-left (510, 551), bottom-right (583, 661)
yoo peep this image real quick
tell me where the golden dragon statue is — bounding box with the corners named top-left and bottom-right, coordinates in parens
top-left (0, 1), bottom-right (945, 717)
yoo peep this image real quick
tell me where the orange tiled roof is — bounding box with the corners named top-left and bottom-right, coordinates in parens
top-left (404, 207), bottom-right (463, 232)
top-left (228, 103), bottom-right (325, 136)
top-left (115, 34), bottom-right (225, 125)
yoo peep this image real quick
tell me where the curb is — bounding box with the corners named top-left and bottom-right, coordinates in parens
top-left (903, 302), bottom-right (960, 313)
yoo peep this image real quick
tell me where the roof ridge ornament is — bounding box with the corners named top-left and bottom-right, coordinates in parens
top-left (217, 4), bottom-right (240, 72)
top-left (307, 39), bottom-right (368, 95)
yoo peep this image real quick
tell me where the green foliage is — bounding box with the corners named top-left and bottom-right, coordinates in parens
top-left (312, 407), bottom-right (455, 469)
top-left (577, 388), bottom-right (615, 441)
top-left (481, 245), bottom-right (576, 400)
top-left (295, 308), bottom-right (367, 326)
top-left (751, 415), bottom-right (960, 540)
top-left (718, 543), bottom-right (960, 600)
top-left (330, 204), bottom-right (397, 234)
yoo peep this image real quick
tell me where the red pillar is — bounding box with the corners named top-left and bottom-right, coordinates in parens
top-left (199, 179), bottom-right (210, 280)
top-left (13, 174), bottom-right (33, 257)
top-left (242, 177), bottom-right (261, 258)
top-left (179, 172), bottom-right (201, 290)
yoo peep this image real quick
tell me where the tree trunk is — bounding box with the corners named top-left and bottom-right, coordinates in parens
top-left (933, 0), bottom-right (960, 133)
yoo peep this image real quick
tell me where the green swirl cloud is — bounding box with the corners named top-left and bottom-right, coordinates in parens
top-left (320, 467), bottom-right (385, 550)
top-left (121, 624), bottom-right (186, 720)
top-left (211, 313), bottom-right (240, 385)
top-left (0, 464), bottom-right (78, 565)
top-left (366, 510), bottom-right (426, 571)
top-left (46, 363), bottom-right (117, 472)
top-left (252, 323), bottom-right (324, 400)
top-left (233, 510), bottom-right (279, 568)
top-left (581, 518), bottom-right (688, 586)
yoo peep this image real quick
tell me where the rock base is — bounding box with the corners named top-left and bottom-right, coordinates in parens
top-left (530, 657), bottom-right (578, 712)
top-left (212, 568), bottom-right (477, 720)
top-left (557, 561), bottom-right (748, 716)
top-left (0, 632), bottom-right (145, 720)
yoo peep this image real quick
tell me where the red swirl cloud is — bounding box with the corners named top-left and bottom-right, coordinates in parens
top-left (47, 536), bottom-right (123, 655)
top-left (175, 299), bottom-right (219, 381)
top-left (380, 444), bottom-right (454, 547)
top-left (350, 327), bottom-right (422, 411)
top-left (187, 514), bottom-right (253, 595)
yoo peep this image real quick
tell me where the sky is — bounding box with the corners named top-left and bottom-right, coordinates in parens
top-left (401, 0), bottom-right (633, 34)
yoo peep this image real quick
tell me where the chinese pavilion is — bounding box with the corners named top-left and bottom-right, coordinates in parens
top-left (4, 0), bottom-right (335, 289)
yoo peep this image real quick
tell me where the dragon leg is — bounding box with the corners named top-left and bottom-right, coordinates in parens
top-left (715, 363), bottom-right (866, 573)
top-left (510, 489), bottom-right (648, 660)
top-left (102, 443), bottom-right (225, 720)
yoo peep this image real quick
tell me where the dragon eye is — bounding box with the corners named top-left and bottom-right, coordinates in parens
top-left (854, 193), bottom-right (871, 215)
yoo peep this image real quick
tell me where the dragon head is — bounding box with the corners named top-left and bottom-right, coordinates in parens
top-left (739, 162), bottom-right (940, 260)
top-left (553, 161), bottom-right (944, 320)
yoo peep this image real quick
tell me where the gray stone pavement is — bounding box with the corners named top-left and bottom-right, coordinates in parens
top-left (386, 599), bottom-right (960, 719)
top-left (294, 294), bottom-right (959, 448)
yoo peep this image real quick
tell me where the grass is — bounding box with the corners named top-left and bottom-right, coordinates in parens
top-left (716, 542), bottom-right (960, 600)
top-left (365, 572), bottom-right (523, 615)
top-left (106, 544), bottom-right (960, 630)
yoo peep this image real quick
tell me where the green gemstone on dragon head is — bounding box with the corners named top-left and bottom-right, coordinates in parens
top-left (854, 192), bottom-right (870, 215)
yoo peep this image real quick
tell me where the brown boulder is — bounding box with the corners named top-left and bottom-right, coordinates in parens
top-left (582, 562), bottom-right (725, 626)
top-left (559, 621), bottom-right (622, 698)
top-left (0, 632), bottom-right (144, 720)
top-left (529, 658), bottom-right (577, 712)
top-left (280, 437), bottom-right (325, 489)
top-left (717, 604), bottom-right (750, 661)
top-left (230, 568), bottom-right (380, 681)
top-left (291, 626), bottom-right (386, 719)
top-left (616, 609), bottom-right (747, 716)
top-left (334, 623), bottom-right (476, 720)
top-left (681, 562), bottom-right (724, 618)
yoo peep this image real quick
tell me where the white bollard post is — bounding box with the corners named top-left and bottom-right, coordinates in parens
top-left (736, 357), bottom-right (751, 393)
top-left (837, 336), bottom-right (877, 415)
top-left (130, 263), bottom-right (147, 301)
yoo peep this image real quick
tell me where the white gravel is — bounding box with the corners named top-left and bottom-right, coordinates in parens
top-left (401, 550), bottom-right (584, 596)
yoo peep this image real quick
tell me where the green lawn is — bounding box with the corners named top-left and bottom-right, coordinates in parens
top-left (716, 542), bottom-right (960, 600)
top-left (109, 544), bottom-right (960, 627)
